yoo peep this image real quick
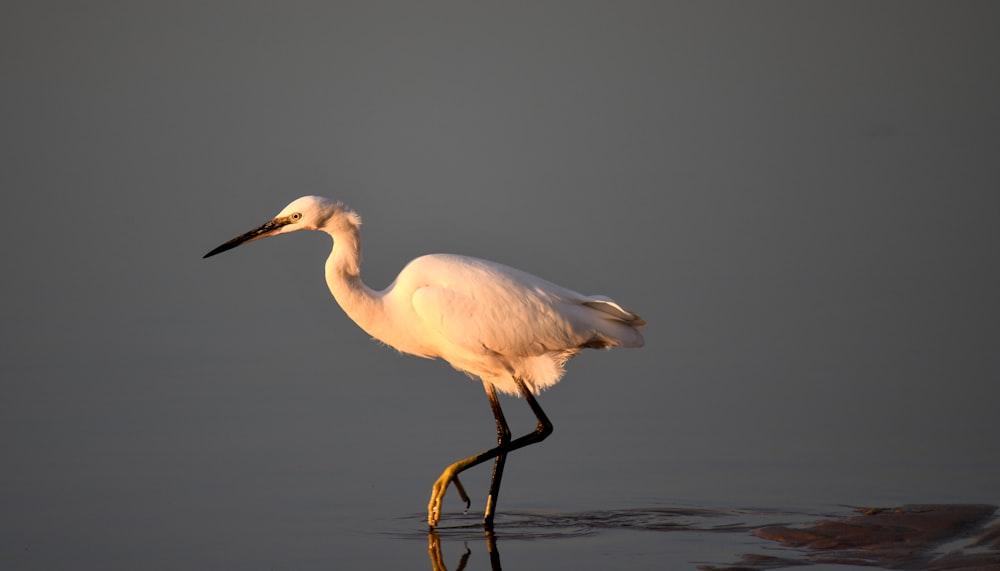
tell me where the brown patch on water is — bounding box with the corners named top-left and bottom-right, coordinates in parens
top-left (705, 504), bottom-right (1000, 571)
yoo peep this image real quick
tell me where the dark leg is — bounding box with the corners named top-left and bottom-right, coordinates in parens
top-left (427, 377), bottom-right (554, 529)
top-left (483, 383), bottom-right (511, 527)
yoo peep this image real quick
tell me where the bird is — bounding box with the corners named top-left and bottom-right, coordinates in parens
top-left (203, 196), bottom-right (645, 530)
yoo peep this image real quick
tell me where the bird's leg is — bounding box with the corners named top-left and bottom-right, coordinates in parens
top-left (479, 377), bottom-right (553, 529)
top-left (512, 377), bottom-right (554, 446)
top-left (445, 382), bottom-right (506, 517)
top-left (427, 378), bottom-right (555, 529)
top-left (483, 382), bottom-right (511, 528)
top-left (450, 475), bottom-right (471, 511)
top-left (427, 382), bottom-right (510, 529)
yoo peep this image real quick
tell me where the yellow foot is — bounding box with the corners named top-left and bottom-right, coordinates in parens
top-left (427, 468), bottom-right (452, 528)
top-left (427, 468), bottom-right (471, 528)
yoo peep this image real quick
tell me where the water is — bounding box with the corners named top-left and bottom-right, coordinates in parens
top-left (3, 2), bottom-right (999, 569)
top-left (3, 362), bottom-right (997, 569)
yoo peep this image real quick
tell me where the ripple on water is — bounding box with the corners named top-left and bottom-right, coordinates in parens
top-left (387, 505), bottom-right (811, 541)
top-left (388, 504), bottom-right (1000, 570)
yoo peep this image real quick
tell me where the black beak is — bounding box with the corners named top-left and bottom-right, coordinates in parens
top-left (203, 217), bottom-right (293, 258)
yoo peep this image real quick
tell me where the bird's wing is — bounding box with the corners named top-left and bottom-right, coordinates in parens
top-left (409, 257), bottom-right (584, 356)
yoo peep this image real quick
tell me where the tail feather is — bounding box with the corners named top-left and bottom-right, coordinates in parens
top-left (583, 297), bottom-right (647, 327)
top-left (582, 296), bottom-right (646, 348)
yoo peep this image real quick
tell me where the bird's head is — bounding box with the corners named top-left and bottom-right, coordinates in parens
top-left (203, 196), bottom-right (361, 258)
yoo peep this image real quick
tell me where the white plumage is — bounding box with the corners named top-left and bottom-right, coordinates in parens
top-left (204, 195), bottom-right (645, 529)
top-left (391, 252), bottom-right (644, 395)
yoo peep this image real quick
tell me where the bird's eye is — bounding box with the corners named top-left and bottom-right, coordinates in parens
top-left (290, 212), bottom-right (302, 221)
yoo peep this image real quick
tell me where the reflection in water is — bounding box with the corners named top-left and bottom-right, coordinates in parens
top-left (414, 506), bottom-right (787, 570)
top-left (408, 504), bottom-right (1000, 570)
top-left (428, 530), bottom-right (499, 571)
top-left (403, 505), bottom-right (770, 540)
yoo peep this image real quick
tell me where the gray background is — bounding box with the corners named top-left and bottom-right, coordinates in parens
top-left (3, 2), bottom-right (998, 569)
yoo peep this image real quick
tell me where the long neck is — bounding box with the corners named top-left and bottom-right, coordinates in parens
top-left (323, 223), bottom-right (383, 335)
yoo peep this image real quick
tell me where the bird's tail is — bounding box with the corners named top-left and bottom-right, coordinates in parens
top-left (582, 296), bottom-right (646, 348)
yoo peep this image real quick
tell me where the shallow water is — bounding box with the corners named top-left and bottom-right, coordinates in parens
top-left (401, 505), bottom-right (1000, 570)
top-left (5, 419), bottom-right (997, 571)
top-left (3, 360), bottom-right (999, 570)
top-left (400, 506), bottom-right (819, 570)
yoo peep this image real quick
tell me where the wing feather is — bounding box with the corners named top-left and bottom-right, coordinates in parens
top-left (407, 255), bottom-right (643, 356)
top-left (412, 277), bottom-right (578, 356)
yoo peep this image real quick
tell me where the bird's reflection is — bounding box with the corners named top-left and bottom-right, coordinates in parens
top-left (428, 530), bottom-right (501, 571)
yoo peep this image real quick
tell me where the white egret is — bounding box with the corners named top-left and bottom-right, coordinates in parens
top-left (204, 196), bottom-right (646, 529)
